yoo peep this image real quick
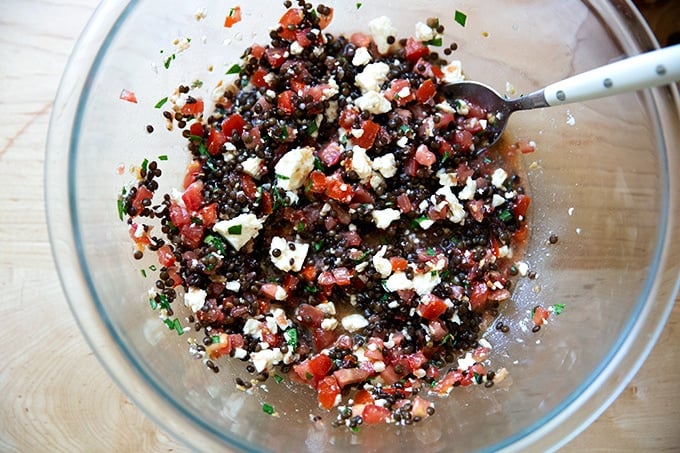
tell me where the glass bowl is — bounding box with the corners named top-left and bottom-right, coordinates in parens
top-left (46, 0), bottom-right (680, 451)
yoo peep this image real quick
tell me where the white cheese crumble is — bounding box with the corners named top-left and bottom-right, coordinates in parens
top-left (225, 281), bottom-right (241, 292)
top-left (435, 185), bottom-right (466, 224)
top-left (492, 168), bottom-right (508, 189)
top-left (516, 261), bottom-right (529, 277)
top-left (316, 301), bottom-right (336, 316)
top-left (321, 318), bottom-right (338, 331)
top-left (355, 62), bottom-right (390, 93)
top-left (457, 352), bottom-right (476, 370)
top-left (371, 208), bottom-right (401, 229)
top-left (274, 146), bottom-right (315, 191)
top-left (242, 156), bottom-right (264, 179)
top-left (354, 91), bottom-right (392, 114)
top-left (251, 348), bottom-right (284, 372)
top-left (372, 245), bottom-right (392, 278)
top-left (214, 213), bottom-right (264, 251)
top-left (183, 287), bottom-right (207, 313)
top-left (341, 314), bottom-right (369, 332)
top-left (368, 16), bottom-right (397, 54)
top-left (414, 22), bottom-right (435, 41)
top-left (351, 146), bottom-right (373, 182)
top-left (352, 46), bottom-right (372, 66)
top-left (290, 41), bottom-right (304, 55)
top-left (442, 60), bottom-right (464, 83)
top-left (372, 154), bottom-right (397, 178)
top-left (458, 176), bottom-right (477, 200)
top-left (492, 194), bottom-right (506, 208)
top-left (269, 236), bottom-right (310, 272)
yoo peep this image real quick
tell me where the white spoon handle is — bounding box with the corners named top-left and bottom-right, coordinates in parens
top-left (543, 44), bottom-right (680, 106)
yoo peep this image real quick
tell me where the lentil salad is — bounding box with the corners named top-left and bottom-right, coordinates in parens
top-left (120, 1), bottom-right (536, 427)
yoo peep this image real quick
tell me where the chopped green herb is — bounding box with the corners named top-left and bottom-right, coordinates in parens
top-left (191, 79), bottom-right (203, 88)
top-left (226, 63), bottom-right (242, 74)
top-left (262, 403), bottom-right (275, 415)
top-left (284, 328), bottom-right (298, 348)
top-left (425, 37), bottom-right (443, 47)
top-left (441, 151), bottom-right (451, 163)
top-left (190, 216), bottom-right (204, 225)
top-left (430, 270), bottom-right (438, 277)
top-left (148, 264), bottom-right (157, 271)
top-left (498, 209), bottom-right (513, 222)
top-left (211, 335), bottom-right (221, 343)
top-left (117, 197), bottom-right (126, 221)
top-left (356, 2), bottom-right (362, 9)
top-left (204, 236), bottom-right (226, 255)
top-left (154, 96), bottom-right (169, 109)
top-left (227, 224), bottom-right (242, 235)
top-left (188, 134), bottom-right (204, 142)
top-left (141, 158), bottom-right (149, 172)
top-left (454, 10), bottom-right (467, 27)
top-left (279, 127), bottom-right (289, 140)
top-left (426, 247), bottom-right (436, 256)
top-left (552, 303), bottom-right (566, 315)
top-left (140, 269), bottom-right (147, 278)
top-left (430, 379), bottom-right (439, 388)
top-left (304, 285), bottom-right (319, 294)
top-left (275, 173), bottom-right (291, 180)
top-left (158, 154), bottom-right (168, 161)
top-left (164, 318), bottom-right (184, 335)
top-left (198, 142), bottom-right (209, 156)
top-left (149, 298), bottom-right (159, 310)
top-left (158, 294), bottom-right (171, 311)
top-left (305, 372), bottom-right (313, 380)
top-left (296, 221), bottom-right (305, 232)
top-left (307, 119), bottom-right (319, 135)
top-left (273, 374), bottom-right (284, 384)
top-left (439, 333), bottom-right (453, 346)
top-left (399, 124), bottom-right (410, 133)
top-left (313, 240), bottom-right (324, 252)
top-left (350, 426), bottom-right (360, 433)
top-left (314, 156), bottom-right (324, 171)
top-left (163, 54), bottom-right (176, 69)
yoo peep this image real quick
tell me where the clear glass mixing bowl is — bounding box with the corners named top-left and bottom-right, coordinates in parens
top-left (46, 0), bottom-right (680, 451)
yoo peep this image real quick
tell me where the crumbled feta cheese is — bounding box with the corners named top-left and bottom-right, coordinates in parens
top-left (372, 245), bottom-right (392, 278)
top-left (412, 271), bottom-right (441, 296)
top-left (243, 318), bottom-right (263, 338)
top-left (326, 100), bottom-right (338, 122)
top-left (351, 146), bottom-right (373, 182)
top-left (183, 287), bottom-right (207, 313)
top-left (352, 46), bottom-right (372, 66)
top-left (516, 261), bottom-right (529, 277)
top-left (274, 146), bottom-right (315, 191)
top-left (242, 156), bottom-right (264, 179)
top-left (385, 271), bottom-right (412, 292)
top-left (457, 352), bottom-right (476, 370)
top-left (498, 245), bottom-right (512, 258)
top-left (414, 22), bottom-right (435, 41)
top-left (351, 128), bottom-right (364, 138)
top-left (316, 302), bottom-right (337, 316)
top-left (416, 218), bottom-right (435, 230)
top-left (251, 348), bottom-right (283, 372)
top-left (355, 261), bottom-right (369, 273)
top-left (413, 368), bottom-right (427, 378)
top-left (214, 213), bottom-right (264, 251)
top-left (368, 16), bottom-right (397, 54)
top-left (274, 285), bottom-right (287, 301)
top-left (372, 154), bottom-right (397, 178)
top-left (396, 136), bottom-right (408, 147)
top-left (435, 185), bottom-right (466, 224)
top-left (479, 338), bottom-right (493, 350)
top-left (442, 60), bottom-right (464, 83)
top-left (290, 41), bottom-right (304, 55)
top-left (323, 78), bottom-right (339, 99)
top-left (458, 176), bottom-right (477, 200)
top-left (397, 86), bottom-right (411, 99)
top-left (341, 314), bottom-right (369, 332)
top-left (455, 99), bottom-right (470, 115)
top-left (436, 101), bottom-right (455, 113)
top-left (270, 308), bottom-right (292, 330)
top-left (354, 91), bottom-right (392, 114)
top-left (225, 281), bottom-right (241, 292)
top-left (355, 62), bottom-right (390, 93)
top-left (269, 236), bottom-right (310, 272)
top-left (369, 173), bottom-right (384, 191)
top-left (492, 168), bottom-right (508, 189)
top-left (321, 318), bottom-right (338, 331)
top-left (373, 361), bottom-right (386, 373)
top-left (492, 194), bottom-right (506, 208)
top-left (371, 208), bottom-right (400, 229)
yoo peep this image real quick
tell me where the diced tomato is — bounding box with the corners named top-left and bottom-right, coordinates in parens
top-left (331, 267), bottom-right (353, 286)
top-left (333, 368), bottom-right (372, 388)
top-left (384, 79), bottom-right (414, 107)
top-left (354, 389), bottom-right (374, 405)
top-left (533, 305), bottom-right (550, 326)
top-left (224, 6), bottom-right (242, 28)
top-left (436, 138), bottom-right (453, 159)
top-left (362, 404), bottom-right (391, 424)
top-left (300, 264), bottom-right (317, 282)
top-left (349, 32), bottom-right (372, 48)
top-left (240, 173), bottom-right (258, 200)
top-left (119, 89), bottom-right (138, 104)
top-left (250, 43), bottom-right (266, 59)
top-left (404, 156), bottom-right (419, 177)
top-left (406, 351), bottom-right (428, 371)
top-left (396, 193), bottom-right (413, 213)
top-left (339, 106), bottom-right (359, 129)
top-left (307, 170), bottom-right (328, 193)
top-left (308, 353), bottom-right (333, 378)
top-left (405, 37), bottom-right (430, 62)
top-left (353, 120), bottom-right (380, 149)
top-left (251, 67), bottom-right (270, 88)
top-left (282, 273), bottom-right (299, 294)
top-left (513, 223), bottom-right (529, 242)
top-left (260, 190), bottom-right (273, 215)
top-left (157, 244), bottom-right (176, 267)
top-left (189, 122), bottom-right (204, 138)
top-left (266, 47), bottom-right (288, 68)
top-left (416, 79), bottom-right (437, 104)
top-left (513, 194), bottom-right (531, 218)
top-left (469, 281), bottom-right (489, 311)
top-left (428, 319), bottom-right (448, 341)
top-left (131, 186), bottom-right (153, 213)
top-left (206, 333), bottom-right (232, 359)
top-left (128, 223), bottom-right (150, 247)
top-left (165, 266), bottom-right (182, 287)
top-left (317, 7), bottom-right (334, 29)
top-left (454, 129), bottom-right (474, 151)
top-left (277, 90), bottom-right (296, 115)
top-left (325, 175), bottom-right (354, 204)
top-left (181, 181), bottom-right (204, 212)
top-left (313, 328), bottom-right (337, 351)
top-left (261, 327), bottom-right (282, 348)
top-left (180, 223), bottom-right (204, 249)
top-left (389, 256), bottom-right (408, 272)
top-left (278, 8), bottom-right (305, 40)
top-left (295, 29), bottom-right (313, 47)
top-left (318, 142), bottom-right (343, 167)
top-left (415, 144), bottom-right (436, 166)
top-left (221, 113), bottom-right (246, 138)
top-left (411, 396), bottom-right (433, 419)
top-left (207, 128), bottom-right (226, 156)
top-left (183, 161), bottom-right (202, 189)
top-left (467, 199), bottom-right (485, 222)
top-left (169, 202), bottom-right (190, 227)
top-left (296, 304), bottom-right (325, 328)
top-left (417, 294), bottom-right (448, 320)
top-left (181, 98), bottom-right (204, 117)
top-left (351, 185), bottom-right (374, 204)
top-left (260, 283), bottom-right (286, 300)
top-left (317, 375), bottom-right (340, 410)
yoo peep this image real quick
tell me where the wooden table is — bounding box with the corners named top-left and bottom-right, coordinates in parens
top-left (1, 1), bottom-right (678, 450)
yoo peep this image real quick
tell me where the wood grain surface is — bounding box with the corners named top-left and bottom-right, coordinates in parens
top-left (1, 1), bottom-right (678, 451)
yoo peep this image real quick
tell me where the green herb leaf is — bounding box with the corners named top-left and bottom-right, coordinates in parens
top-left (552, 303), bottom-right (566, 315)
top-left (226, 63), bottom-right (242, 74)
top-left (149, 264), bottom-right (157, 271)
top-left (356, 2), bottom-right (362, 9)
top-left (154, 96), bottom-right (169, 109)
top-left (117, 197), bottom-right (125, 221)
top-left (191, 79), bottom-right (203, 88)
top-left (307, 119), bottom-right (319, 135)
top-left (262, 403), bottom-right (275, 415)
top-left (211, 335), bottom-right (221, 344)
top-left (304, 285), bottom-right (318, 293)
top-left (227, 224), bottom-right (242, 235)
top-left (141, 158), bottom-right (149, 172)
top-left (350, 426), bottom-right (360, 433)
top-left (190, 216), bottom-right (204, 225)
top-left (163, 54), bottom-right (176, 69)
top-left (454, 10), bottom-right (467, 27)
top-left (198, 142), bottom-right (209, 156)
top-left (426, 247), bottom-right (436, 256)
top-left (140, 269), bottom-right (147, 278)
top-left (313, 240), bottom-right (324, 252)
top-left (275, 173), bottom-right (291, 180)
top-left (273, 374), bottom-right (283, 384)
top-left (158, 154), bottom-right (168, 161)
top-left (425, 37), bottom-right (443, 47)
top-left (314, 156), bottom-right (324, 171)
top-left (442, 151), bottom-right (451, 163)
top-left (352, 250), bottom-right (371, 262)
top-left (188, 134), bottom-right (204, 142)
top-left (295, 221), bottom-right (305, 232)
top-left (284, 328), bottom-right (298, 348)
top-left (498, 209), bottom-right (513, 222)
top-left (158, 294), bottom-right (171, 311)
top-left (149, 298), bottom-right (158, 310)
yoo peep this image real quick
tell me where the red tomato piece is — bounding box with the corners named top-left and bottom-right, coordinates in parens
top-left (404, 37), bottom-right (429, 62)
top-left (396, 193), bottom-right (413, 213)
top-left (251, 68), bottom-right (270, 88)
top-left (277, 90), bottom-right (296, 115)
top-left (331, 267), bottom-right (352, 286)
top-left (307, 170), bottom-right (328, 193)
top-left (533, 305), bottom-right (550, 326)
top-left (189, 122), bottom-right (204, 138)
top-left (183, 161), bottom-right (202, 189)
top-left (260, 190), bottom-right (273, 215)
top-left (207, 128), bottom-right (226, 156)
top-left (318, 142), bottom-right (343, 167)
top-left (417, 294), bottom-right (448, 320)
top-left (296, 304), bottom-right (325, 328)
top-left (349, 32), bottom-right (372, 48)
top-left (181, 98), bottom-right (204, 117)
top-left (199, 203), bottom-right (217, 227)
top-left (157, 244), bottom-right (176, 267)
top-left (169, 202), bottom-right (190, 227)
top-left (131, 186), bottom-right (153, 213)
top-left (362, 404), bottom-right (391, 424)
top-left (411, 396), bottom-right (433, 419)
top-left (317, 7), bottom-right (334, 29)
top-left (416, 79), bottom-right (437, 103)
top-left (389, 256), bottom-right (408, 272)
top-left (354, 389), bottom-right (374, 405)
top-left (308, 354), bottom-right (333, 378)
top-left (325, 175), bottom-right (354, 204)
top-left (313, 328), bottom-right (338, 352)
top-left (119, 89), bottom-right (138, 104)
top-left (240, 173), bottom-right (259, 200)
top-left (467, 199), bottom-right (485, 222)
top-left (260, 283), bottom-right (285, 300)
top-left (224, 6), bottom-right (242, 28)
top-left (317, 375), bottom-right (340, 410)
top-left (180, 223), bottom-right (204, 249)
top-left (250, 44), bottom-right (265, 59)
top-left (352, 120), bottom-right (380, 150)
top-left (279, 8), bottom-right (304, 40)
top-left (415, 144), bottom-right (436, 166)
top-left (333, 368), bottom-right (372, 388)
top-left (339, 106), bottom-right (358, 129)
top-left (454, 129), bottom-right (474, 152)
top-left (182, 181), bottom-right (204, 212)
top-left (469, 281), bottom-right (489, 312)
top-left (513, 194), bottom-right (531, 218)
top-left (221, 113), bottom-right (246, 138)
top-left (384, 79), bottom-right (414, 106)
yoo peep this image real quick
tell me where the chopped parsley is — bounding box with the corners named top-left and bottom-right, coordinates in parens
top-left (425, 37), bottom-right (443, 47)
top-left (158, 154), bottom-right (168, 161)
top-left (552, 303), bottom-right (566, 315)
top-left (140, 269), bottom-right (147, 278)
top-left (164, 318), bottom-right (184, 335)
top-left (498, 209), bottom-right (513, 222)
top-left (149, 298), bottom-right (158, 310)
top-left (163, 53), bottom-right (176, 69)
top-left (356, 2), bottom-right (362, 9)
top-left (204, 235), bottom-right (226, 255)
top-left (141, 158), bottom-right (149, 172)
top-left (226, 63), bottom-right (242, 74)
top-left (284, 328), bottom-right (298, 348)
top-left (275, 173), bottom-right (291, 180)
top-left (273, 374), bottom-right (283, 384)
top-left (191, 79), bottom-right (204, 88)
top-left (262, 403), bottom-right (275, 415)
top-left (154, 96), bottom-right (169, 109)
top-left (227, 224), bottom-right (243, 235)
top-left (454, 10), bottom-right (467, 27)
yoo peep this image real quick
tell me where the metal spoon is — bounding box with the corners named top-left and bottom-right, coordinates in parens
top-left (440, 44), bottom-right (680, 154)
